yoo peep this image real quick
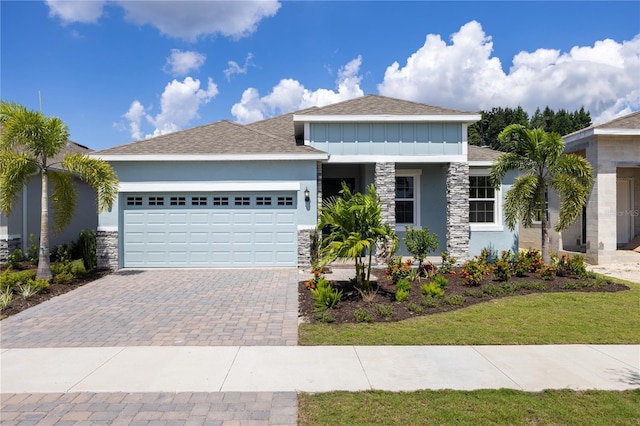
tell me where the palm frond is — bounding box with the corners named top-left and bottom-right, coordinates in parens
top-left (503, 175), bottom-right (539, 229)
top-left (61, 153), bottom-right (119, 212)
top-left (49, 170), bottom-right (77, 233)
top-left (551, 173), bottom-right (590, 232)
top-left (0, 151), bottom-right (38, 214)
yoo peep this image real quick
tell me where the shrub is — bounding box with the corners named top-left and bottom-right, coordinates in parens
top-left (53, 271), bottom-right (75, 285)
top-left (310, 278), bottom-right (343, 312)
top-left (526, 249), bottom-right (544, 273)
top-left (439, 251), bottom-right (457, 274)
top-left (500, 283), bottom-right (518, 294)
top-left (494, 259), bottom-right (513, 282)
top-left (421, 295), bottom-right (440, 308)
top-left (19, 279), bottom-right (49, 299)
top-left (483, 284), bottom-right (504, 297)
top-left (407, 302), bottom-right (424, 313)
top-left (442, 295), bottom-right (466, 306)
top-left (463, 289), bottom-right (486, 298)
top-left (513, 251), bottom-right (531, 277)
top-left (538, 264), bottom-right (557, 280)
top-left (375, 304), bottom-right (394, 318)
top-left (0, 269), bottom-right (36, 293)
top-left (77, 230), bottom-right (97, 271)
top-left (431, 274), bottom-right (448, 289)
top-left (395, 288), bottom-right (409, 302)
top-left (395, 278), bottom-right (411, 292)
top-left (403, 226), bottom-right (439, 270)
top-left (354, 308), bottom-right (373, 323)
top-left (460, 259), bottom-right (490, 286)
top-left (555, 253), bottom-right (571, 277)
top-left (477, 248), bottom-right (496, 265)
top-left (0, 289), bottom-right (12, 310)
top-left (419, 261), bottom-right (438, 279)
top-left (71, 259), bottom-right (89, 278)
top-left (385, 256), bottom-right (413, 284)
top-left (6, 249), bottom-right (24, 269)
top-left (420, 282), bottom-right (444, 298)
top-left (520, 281), bottom-right (548, 291)
top-left (314, 311), bottom-right (335, 323)
top-left (569, 254), bottom-right (587, 278)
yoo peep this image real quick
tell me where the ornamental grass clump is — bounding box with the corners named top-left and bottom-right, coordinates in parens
top-left (309, 278), bottom-right (343, 312)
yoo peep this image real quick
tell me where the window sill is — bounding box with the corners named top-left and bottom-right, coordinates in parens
top-left (396, 224), bottom-right (421, 232)
top-left (470, 224), bottom-right (504, 232)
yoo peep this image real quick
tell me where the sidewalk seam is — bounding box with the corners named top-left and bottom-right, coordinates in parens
top-left (219, 346), bottom-right (241, 391)
top-left (470, 345), bottom-right (524, 391)
top-left (587, 344), bottom-right (640, 370)
top-left (66, 346), bottom-right (127, 392)
top-left (352, 346), bottom-right (373, 390)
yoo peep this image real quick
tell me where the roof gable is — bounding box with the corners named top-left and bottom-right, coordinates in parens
top-left (295, 94), bottom-right (475, 116)
top-left (467, 145), bottom-right (503, 162)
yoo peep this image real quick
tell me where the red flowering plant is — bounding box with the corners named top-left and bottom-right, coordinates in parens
top-left (460, 258), bottom-right (491, 286)
top-left (419, 261), bottom-right (438, 279)
top-left (385, 256), bottom-right (414, 284)
top-left (305, 268), bottom-right (326, 291)
top-left (526, 249), bottom-right (544, 273)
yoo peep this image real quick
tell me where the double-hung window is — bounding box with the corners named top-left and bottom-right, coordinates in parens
top-left (469, 171), bottom-right (502, 231)
top-left (395, 170), bottom-right (421, 230)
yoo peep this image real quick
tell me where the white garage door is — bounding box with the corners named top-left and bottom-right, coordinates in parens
top-left (123, 193), bottom-right (297, 267)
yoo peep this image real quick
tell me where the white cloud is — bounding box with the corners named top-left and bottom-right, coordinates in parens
top-left (231, 55), bottom-right (364, 123)
top-left (121, 77), bottom-right (219, 140)
top-left (118, 1), bottom-right (280, 41)
top-left (378, 21), bottom-right (640, 123)
top-left (164, 49), bottom-right (206, 76)
top-left (45, 0), bottom-right (106, 24)
top-left (45, 0), bottom-right (280, 41)
top-left (224, 53), bottom-right (255, 81)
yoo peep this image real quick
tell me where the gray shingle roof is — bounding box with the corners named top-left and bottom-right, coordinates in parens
top-left (96, 120), bottom-right (320, 155)
top-left (246, 107), bottom-right (317, 140)
top-left (295, 94), bottom-right (475, 116)
top-left (467, 145), bottom-right (502, 162)
top-left (595, 111), bottom-right (640, 129)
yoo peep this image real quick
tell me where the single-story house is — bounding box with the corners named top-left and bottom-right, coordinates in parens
top-left (0, 141), bottom-right (99, 262)
top-left (550, 111), bottom-right (640, 264)
top-left (92, 95), bottom-right (518, 269)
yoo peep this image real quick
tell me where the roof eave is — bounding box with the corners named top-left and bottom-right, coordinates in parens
top-left (563, 128), bottom-right (640, 145)
top-left (293, 114), bottom-right (481, 123)
top-left (90, 153), bottom-right (329, 162)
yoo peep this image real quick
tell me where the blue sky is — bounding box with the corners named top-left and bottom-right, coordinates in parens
top-left (2, 1), bottom-right (639, 151)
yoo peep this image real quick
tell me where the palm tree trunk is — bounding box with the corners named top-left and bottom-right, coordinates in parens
top-left (540, 185), bottom-right (551, 264)
top-left (37, 169), bottom-right (52, 280)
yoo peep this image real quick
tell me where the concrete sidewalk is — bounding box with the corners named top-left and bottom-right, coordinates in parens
top-left (2, 345), bottom-right (638, 394)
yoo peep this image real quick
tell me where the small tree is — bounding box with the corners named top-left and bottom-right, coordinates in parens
top-left (403, 226), bottom-right (439, 270)
top-left (0, 101), bottom-right (119, 279)
top-left (318, 183), bottom-right (397, 294)
top-left (490, 124), bottom-right (593, 263)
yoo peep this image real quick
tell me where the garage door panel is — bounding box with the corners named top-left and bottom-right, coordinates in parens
top-left (123, 194), bottom-right (297, 267)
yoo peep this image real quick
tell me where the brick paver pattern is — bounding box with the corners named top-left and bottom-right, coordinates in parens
top-left (0, 391), bottom-right (297, 425)
top-left (0, 269), bottom-right (300, 348)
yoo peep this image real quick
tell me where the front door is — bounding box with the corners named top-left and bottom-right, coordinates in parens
top-left (617, 178), bottom-right (633, 246)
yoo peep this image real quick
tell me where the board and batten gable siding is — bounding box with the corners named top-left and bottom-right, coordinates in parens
top-left (309, 122), bottom-right (463, 156)
top-left (98, 160), bottom-right (320, 230)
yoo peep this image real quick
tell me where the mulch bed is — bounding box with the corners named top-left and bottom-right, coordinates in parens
top-left (0, 268), bottom-right (111, 320)
top-left (298, 268), bottom-right (630, 324)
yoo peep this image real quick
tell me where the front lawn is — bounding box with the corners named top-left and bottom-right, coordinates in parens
top-left (298, 389), bottom-right (640, 426)
top-left (299, 275), bottom-right (639, 345)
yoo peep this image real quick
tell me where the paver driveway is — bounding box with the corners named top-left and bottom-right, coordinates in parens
top-left (0, 269), bottom-right (300, 348)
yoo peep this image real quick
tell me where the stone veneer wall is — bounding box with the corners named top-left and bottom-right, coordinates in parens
top-left (0, 238), bottom-right (21, 264)
top-left (446, 162), bottom-right (470, 262)
top-left (375, 162), bottom-right (396, 264)
top-left (297, 228), bottom-right (314, 269)
top-left (97, 230), bottom-right (119, 270)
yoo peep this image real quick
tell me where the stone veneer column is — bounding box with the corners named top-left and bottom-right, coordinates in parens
top-left (317, 161), bottom-right (323, 211)
top-left (446, 162), bottom-right (469, 263)
top-left (96, 230), bottom-right (119, 270)
top-left (374, 162), bottom-right (396, 264)
top-left (0, 238), bottom-right (21, 264)
top-left (297, 228), bottom-right (313, 269)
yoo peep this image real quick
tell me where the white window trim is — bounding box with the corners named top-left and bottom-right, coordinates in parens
top-left (395, 169), bottom-right (422, 231)
top-left (469, 169), bottom-right (503, 232)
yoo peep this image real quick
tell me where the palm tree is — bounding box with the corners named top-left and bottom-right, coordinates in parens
top-left (318, 183), bottom-right (397, 293)
top-left (0, 101), bottom-right (119, 279)
top-left (489, 124), bottom-right (593, 263)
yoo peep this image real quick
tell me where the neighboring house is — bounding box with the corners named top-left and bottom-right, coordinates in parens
top-left (0, 141), bottom-right (99, 262)
top-left (548, 111), bottom-right (640, 264)
top-left (92, 95), bottom-right (518, 269)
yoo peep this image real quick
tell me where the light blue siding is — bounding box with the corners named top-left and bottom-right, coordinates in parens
top-left (310, 122), bottom-right (463, 156)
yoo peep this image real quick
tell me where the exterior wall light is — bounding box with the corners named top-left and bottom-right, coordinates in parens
top-left (304, 188), bottom-right (310, 202)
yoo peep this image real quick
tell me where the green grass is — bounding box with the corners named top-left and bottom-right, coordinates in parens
top-left (299, 277), bottom-right (640, 345)
top-left (298, 389), bottom-right (640, 426)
